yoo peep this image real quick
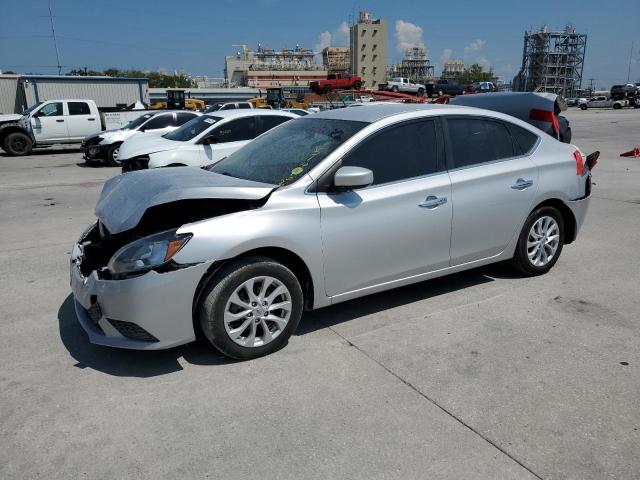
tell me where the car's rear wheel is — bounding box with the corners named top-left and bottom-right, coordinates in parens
top-left (580, 104), bottom-right (587, 110)
top-left (613, 103), bottom-right (622, 110)
top-left (106, 143), bottom-right (121, 167)
top-left (3, 132), bottom-right (33, 156)
top-left (198, 256), bottom-right (303, 360)
top-left (353, 80), bottom-right (362, 90)
top-left (417, 87), bottom-right (425, 96)
top-left (509, 206), bottom-right (565, 276)
top-left (392, 86), bottom-right (399, 93)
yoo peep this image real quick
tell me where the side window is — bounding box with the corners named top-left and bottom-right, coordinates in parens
top-left (68, 102), bottom-right (90, 115)
top-left (143, 113), bottom-right (174, 130)
top-left (176, 112), bottom-right (197, 125)
top-left (213, 117), bottom-right (257, 143)
top-left (342, 120), bottom-right (439, 185)
top-left (508, 123), bottom-right (538, 156)
top-left (238, 103), bottom-right (251, 109)
top-left (258, 115), bottom-right (292, 135)
top-left (38, 102), bottom-right (63, 117)
top-left (220, 104), bottom-right (236, 110)
top-left (447, 118), bottom-right (514, 168)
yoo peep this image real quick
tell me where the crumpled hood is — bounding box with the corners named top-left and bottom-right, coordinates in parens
top-left (0, 113), bottom-right (22, 124)
top-left (118, 134), bottom-right (179, 161)
top-left (95, 167), bottom-right (276, 234)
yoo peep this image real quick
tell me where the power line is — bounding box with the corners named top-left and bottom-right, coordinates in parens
top-left (47, 0), bottom-right (62, 75)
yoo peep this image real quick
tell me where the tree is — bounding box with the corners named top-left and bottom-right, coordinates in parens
top-left (65, 67), bottom-right (196, 88)
top-left (458, 64), bottom-right (494, 85)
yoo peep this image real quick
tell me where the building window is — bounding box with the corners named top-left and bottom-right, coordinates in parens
top-left (372, 44), bottom-right (377, 52)
top-left (361, 44), bottom-right (366, 51)
top-left (361, 54), bottom-right (366, 62)
top-left (372, 29), bottom-right (377, 37)
top-left (372, 67), bottom-right (377, 74)
top-left (361, 29), bottom-right (366, 37)
top-left (361, 67), bottom-right (366, 75)
top-left (372, 55), bottom-right (377, 62)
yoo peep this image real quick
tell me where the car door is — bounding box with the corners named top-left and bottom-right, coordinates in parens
top-left (31, 102), bottom-right (68, 142)
top-left (445, 116), bottom-right (539, 265)
top-left (199, 116), bottom-right (259, 165)
top-left (317, 118), bottom-right (452, 297)
top-left (65, 101), bottom-right (98, 140)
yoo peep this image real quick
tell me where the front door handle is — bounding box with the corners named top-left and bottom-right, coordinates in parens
top-left (419, 195), bottom-right (447, 209)
top-left (87, 118), bottom-right (95, 121)
top-left (56, 119), bottom-right (64, 123)
top-left (511, 178), bottom-right (534, 190)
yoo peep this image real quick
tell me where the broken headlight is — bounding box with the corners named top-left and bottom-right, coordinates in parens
top-left (107, 229), bottom-right (191, 277)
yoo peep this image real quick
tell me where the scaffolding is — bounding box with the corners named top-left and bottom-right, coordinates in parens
top-left (387, 47), bottom-right (435, 83)
top-left (441, 60), bottom-right (464, 80)
top-left (514, 25), bottom-right (587, 98)
top-left (250, 44), bottom-right (321, 71)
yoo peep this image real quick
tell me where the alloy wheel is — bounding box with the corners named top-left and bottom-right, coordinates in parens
top-left (223, 276), bottom-right (292, 348)
top-left (527, 216), bottom-right (560, 267)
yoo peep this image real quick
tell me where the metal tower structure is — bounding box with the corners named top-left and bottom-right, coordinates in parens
top-left (514, 25), bottom-right (587, 98)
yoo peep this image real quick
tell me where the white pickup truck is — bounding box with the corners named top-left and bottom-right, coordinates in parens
top-left (0, 99), bottom-right (153, 156)
top-left (384, 77), bottom-right (426, 96)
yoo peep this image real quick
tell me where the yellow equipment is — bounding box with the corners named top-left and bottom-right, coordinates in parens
top-left (248, 88), bottom-right (309, 110)
top-left (150, 89), bottom-right (205, 110)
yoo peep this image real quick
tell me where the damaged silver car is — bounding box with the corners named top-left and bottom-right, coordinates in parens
top-left (70, 104), bottom-right (594, 359)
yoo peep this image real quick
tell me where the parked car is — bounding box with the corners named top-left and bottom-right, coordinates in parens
top-left (82, 111), bottom-right (200, 166)
top-left (70, 103), bottom-right (594, 359)
top-left (450, 92), bottom-right (572, 143)
top-left (282, 108), bottom-right (309, 116)
top-left (468, 81), bottom-right (496, 93)
top-left (310, 73), bottom-right (363, 94)
top-left (433, 79), bottom-right (465, 97)
top-left (118, 110), bottom-right (297, 171)
top-left (204, 102), bottom-right (254, 113)
top-left (579, 96), bottom-right (626, 110)
top-left (384, 78), bottom-right (426, 96)
top-left (0, 99), bottom-right (102, 156)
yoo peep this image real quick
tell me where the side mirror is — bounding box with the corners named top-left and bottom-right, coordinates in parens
top-left (202, 136), bottom-right (219, 145)
top-left (333, 166), bottom-right (373, 189)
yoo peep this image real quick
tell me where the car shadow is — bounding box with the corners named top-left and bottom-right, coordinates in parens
top-left (58, 262), bottom-right (519, 377)
top-left (0, 147), bottom-right (82, 157)
top-left (58, 294), bottom-right (237, 378)
top-left (296, 264), bottom-right (504, 335)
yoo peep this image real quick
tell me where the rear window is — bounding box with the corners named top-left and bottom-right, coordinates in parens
top-left (68, 102), bottom-right (90, 115)
top-left (508, 124), bottom-right (539, 156)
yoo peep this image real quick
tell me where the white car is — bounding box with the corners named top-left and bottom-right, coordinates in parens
top-left (118, 110), bottom-right (297, 171)
top-left (385, 77), bottom-right (426, 95)
top-left (82, 111), bottom-right (200, 166)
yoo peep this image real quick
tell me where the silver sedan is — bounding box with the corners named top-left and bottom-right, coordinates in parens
top-left (70, 104), bottom-right (594, 359)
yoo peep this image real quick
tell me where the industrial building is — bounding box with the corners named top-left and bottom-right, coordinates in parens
top-left (224, 44), bottom-right (327, 88)
top-left (322, 47), bottom-right (350, 74)
top-left (388, 47), bottom-right (435, 84)
top-left (513, 25), bottom-right (587, 98)
top-left (0, 74), bottom-right (149, 114)
top-left (349, 11), bottom-right (388, 89)
top-left (441, 60), bottom-right (465, 80)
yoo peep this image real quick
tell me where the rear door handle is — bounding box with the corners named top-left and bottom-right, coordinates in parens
top-left (87, 118), bottom-right (95, 121)
top-left (511, 178), bottom-right (534, 190)
top-left (56, 119), bottom-right (64, 123)
top-left (419, 195), bottom-right (447, 209)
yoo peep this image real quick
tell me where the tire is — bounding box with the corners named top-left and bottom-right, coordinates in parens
top-left (509, 206), bottom-right (565, 276)
top-left (392, 86), bottom-right (399, 93)
top-left (353, 80), bottom-right (362, 90)
top-left (106, 143), bottom-right (122, 167)
top-left (417, 87), bottom-right (425, 96)
top-left (3, 132), bottom-right (33, 156)
top-left (580, 104), bottom-right (587, 110)
top-left (323, 85), bottom-right (332, 94)
top-left (198, 256), bottom-right (304, 360)
top-left (613, 103), bottom-right (622, 110)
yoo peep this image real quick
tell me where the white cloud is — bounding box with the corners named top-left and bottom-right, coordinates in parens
top-left (314, 21), bottom-right (350, 53)
top-left (395, 20), bottom-right (425, 53)
top-left (440, 48), bottom-right (453, 64)
top-left (463, 39), bottom-right (486, 55)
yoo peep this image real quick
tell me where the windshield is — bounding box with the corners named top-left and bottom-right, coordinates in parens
top-left (208, 118), bottom-right (366, 186)
top-left (204, 103), bottom-right (223, 113)
top-left (22, 103), bottom-right (42, 115)
top-left (123, 113), bottom-right (156, 130)
top-left (164, 115), bottom-right (221, 142)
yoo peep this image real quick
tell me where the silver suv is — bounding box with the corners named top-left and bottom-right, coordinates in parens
top-left (70, 104), bottom-right (593, 359)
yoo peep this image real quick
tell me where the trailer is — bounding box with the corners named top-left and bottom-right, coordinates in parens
top-left (0, 75), bottom-right (149, 114)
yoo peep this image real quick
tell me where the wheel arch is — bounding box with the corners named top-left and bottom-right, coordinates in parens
top-left (191, 246), bottom-right (315, 340)
top-left (531, 198), bottom-right (577, 244)
top-left (0, 124), bottom-right (28, 146)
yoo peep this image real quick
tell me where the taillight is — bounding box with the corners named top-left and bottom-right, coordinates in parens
top-left (529, 109), bottom-right (559, 137)
top-left (573, 150), bottom-right (584, 176)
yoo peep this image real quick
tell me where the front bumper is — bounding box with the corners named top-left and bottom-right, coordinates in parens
top-left (70, 242), bottom-right (211, 350)
top-left (81, 143), bottom-right (109, 161)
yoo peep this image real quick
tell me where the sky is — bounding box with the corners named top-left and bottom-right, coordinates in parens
top-left (0, 0), bottom-right (638, 89)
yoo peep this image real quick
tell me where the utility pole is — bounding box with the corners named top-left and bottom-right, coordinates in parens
top-left (48, 0), bottom-right (62, 75)
top-left (588, 78), bottom-right (595, 94)
top-left (627, 41), bottom-right (634, 83)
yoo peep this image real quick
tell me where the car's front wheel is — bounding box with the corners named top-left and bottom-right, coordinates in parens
top-left (106, 143), bottom-right (122, 167)
top-left (509, 206), bottom-right (565, 276)
top-left (198, 257), bottom-right (303, 359)
top-left (3, 132), bottom-right (33, 156)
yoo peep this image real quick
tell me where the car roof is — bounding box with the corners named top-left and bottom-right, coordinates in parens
top-left (311, 103), bottom-right (456, 123)
top-left (202, 109), bottom-right (297, 119)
